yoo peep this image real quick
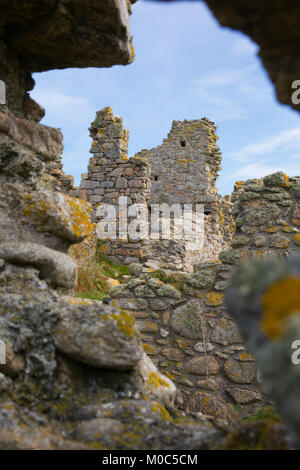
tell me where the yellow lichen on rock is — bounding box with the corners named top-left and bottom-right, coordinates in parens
top-left (64, 195), bottom-right (93, 240)
top-left (261, 277), bottom-right (300, 339)
top-left (205, 292), bottom-right (224, 307)
top-left (22, 189), bottom-right (92, 243)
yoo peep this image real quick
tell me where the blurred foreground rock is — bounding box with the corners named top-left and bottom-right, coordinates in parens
top-left (226, 256), bottom-right (300, 445)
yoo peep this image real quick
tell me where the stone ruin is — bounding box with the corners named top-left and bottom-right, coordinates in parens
top-left (63, 106), bottom-right (300, 424)
top-left (72, 107), bottom-right (233, 272)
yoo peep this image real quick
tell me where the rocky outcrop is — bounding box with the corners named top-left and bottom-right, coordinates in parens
top-left (150, 0), bottom-right (300, 112)
top-left (0, 261), bottom-right (221, 449)
top-left (226, 256), bottom-right (300, 446)
top-left (0, 0), bottom-right (225, 450)
top-left (229, 172), bottom-right (300, 261)
top-left (0, 0), bottom-right (135, 118)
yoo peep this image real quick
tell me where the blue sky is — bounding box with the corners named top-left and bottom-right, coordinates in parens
top-left (32, 0), bottom-right (300, 195)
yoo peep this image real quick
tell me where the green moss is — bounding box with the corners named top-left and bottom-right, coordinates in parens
top-left (148, 270), bottom-right (185, 293)
top-left (75, 290), bottom-right (106, 301)
top-left (96, 242), bottom-right (130, 278)
top-left (244, 406), bottom-right (281, 424)
top-left (70, 241), bottom-right (130, 300)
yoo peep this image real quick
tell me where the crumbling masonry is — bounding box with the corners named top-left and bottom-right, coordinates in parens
top-left (72, 107), bottom-right (233, 272)
top-left (66, 107), bottom-right (299, 419)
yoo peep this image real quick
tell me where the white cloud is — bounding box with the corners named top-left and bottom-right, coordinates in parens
top-left (188, 64), bottom-right (271, 121)
top-left (228, 127), bottom-right (300, 161)
top-left (229, 162), bottom-right (300, 181)
top-left (191, 65), bottom-right (257, 88)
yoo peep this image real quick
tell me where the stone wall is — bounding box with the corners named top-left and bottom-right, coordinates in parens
top-left (77, 110), bottom-right (233, 270)
top-left (135, 118), bottom-right (232, 269)
top-left (108, 170), bottom-right (300, 422)
top-left (135, 118), bottom-right (221, 206)
top-left (228, 172), bottom-right (300, 262)
top-left (110, 261), bottom-right (264, 422)
top-left (72, 107), bottom-right (151, 265)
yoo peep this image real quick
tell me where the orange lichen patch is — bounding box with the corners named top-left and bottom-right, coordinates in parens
top-left (253, 249), bottom-right (267, 259)
top-left (218, 208), bottom-right (225, 224)
top-left (175, 339), bottom-right (193, 350)
top-left (282, 226), bottom-right (298, 233)
top-left (281, 173), bottom-right (289, 186)
top-left (65, 196), bottom-right (93, 240)
top-left (205, 292), bottom-right (224, 307)
top-left (200, 394), bottom-right (213, 414)
top-left (22, 191), bottom-right (92, 242)
top-left (261, 277), bottom-right (300, 339)
top-left (238, 353), bottom-right (253, 362)
top-left (271, 237), bottom-right (290, 249)
top-left (151, 403), bottom-right (173, 422)
top-left (129, 43), bottom-right (135, 63)
top-left (67, 298), bottom-right (93, 306)
top-left (164, 371), bottom-right (175, 381)
top-left (263, 226), bottom-right (279, 233)
top-left (147, 372), bottom-right (170, 389)
top-left (98, 243), bottom-right (109, 253)
top-left (110, 310), bottom-right (136, 338)
top-left (143, 344), bottom-right (159, 355)
top-left (293, 234), bottom-right (300, 245)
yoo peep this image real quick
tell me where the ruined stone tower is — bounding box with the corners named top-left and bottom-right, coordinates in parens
top-left (74, 108), bottom-right (232, 271)
top-left (134, 118), bottom-right (233, 269)
top-left (135, 118), bottom-right (221, 208)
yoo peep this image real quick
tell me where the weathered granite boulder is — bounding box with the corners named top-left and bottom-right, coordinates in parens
top-left (0, 0), bottom-right (135, 117)
top-left (0, 261), bottom-right (222, 449)
top-left (54, 301), bottom-right (142, 370)
top-left (226, 256), bottom-right (300, 443)
top-left (0, 242), bottom-right (77, 289)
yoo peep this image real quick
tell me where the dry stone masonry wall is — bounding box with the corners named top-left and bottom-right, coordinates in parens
top-left (227, 172), bottom-right (300, 263)
top-left (77, 109), bottom-right (233, 271)
top-left (110, 261), bottom-right (263, 422)
top-left (135, 118), bottom-right (233, 269)
top-left (72, 107), bottom-right (151, 265)
top-left (73, 107), bottom-right (300, 426)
